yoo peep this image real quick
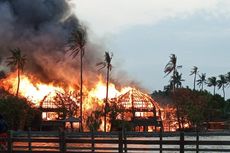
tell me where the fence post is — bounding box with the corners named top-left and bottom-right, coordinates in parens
top-left (59, 128), bottom-right (66, 153)
top-left (180, 132), bottom-right (184, 153)
top-left (91, 129), bottom-right (95, 152)
top-left (118, 130), bottom-right (123, 153)
top-left (123, 128), bottom-right (127, 153)
top-left (159, 128), bottom-right (163, 153)
top-left (196, 131), bottom-right (199, 153)
top-left (7, 130), bottom-right (12, 153)
top-left (28, 128), bottom-right (32, 152)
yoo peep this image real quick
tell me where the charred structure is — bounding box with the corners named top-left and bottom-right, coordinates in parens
top-left (115, 88), bottom-right (163, 132)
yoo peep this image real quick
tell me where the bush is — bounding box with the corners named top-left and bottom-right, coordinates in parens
top-left (0, 94), bottom-right (41, 130)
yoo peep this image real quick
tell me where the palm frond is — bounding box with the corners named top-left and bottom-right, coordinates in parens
top-left (67, 26), bottom-right (87, 58)
top-left (190, 66), bottom-right (198, 75)
top-left (96, 62), bottom-right (106, 71)
top-left (164, 66), bottom-right (173, 74)
top-left (6, 48), bottom-right (26, 70)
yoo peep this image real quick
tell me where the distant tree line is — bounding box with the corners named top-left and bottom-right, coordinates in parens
top-left (152, 54), bottom-right (230, 131)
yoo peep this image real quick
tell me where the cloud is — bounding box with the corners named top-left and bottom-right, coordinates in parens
top-left (71, 0), bottom-right (230, 36)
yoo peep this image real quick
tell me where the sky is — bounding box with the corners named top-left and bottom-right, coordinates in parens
top-left (72, 0), bottom-right (230, 98)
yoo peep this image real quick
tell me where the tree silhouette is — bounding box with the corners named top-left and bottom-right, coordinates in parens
top-left (226, 72), bottom-right (230, 87)
top-left (207, 77), bottom-right (217, 95)
top-left (164, 54), bottom-right (182, 92)
top-left (217, 75), bottom-right (227, 99)
top-left (171, 71), bottom-right (185, 88)
top-left (96, 51), bottom-right (113, 132)
top-left (164, 54), bottom-right (182, 130)
top-left (190, 66), bottom-right (198, 90)
top-left (6, 48), bottom-right (26, 97)
top-left (67, 27), bottom-right (87, 131)
top-left (197, 73), bottom-right (206, 91)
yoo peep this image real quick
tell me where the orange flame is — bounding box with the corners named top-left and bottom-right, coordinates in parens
top-left (0, 71), bottom-right (183, 132)
top-left (0, 72), bottom-right (68, 105)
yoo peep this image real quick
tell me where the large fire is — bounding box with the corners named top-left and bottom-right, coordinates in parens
top-left (0, 72), bottom-right (129, 107)
top-left (0, 0), bottom-right (185, 132)
top-left (1, 72), bottom-right (70, 105)
top-left (0, 71), bottom-right (131, 131)
top-left (0, 71), bottom-right (180, 132)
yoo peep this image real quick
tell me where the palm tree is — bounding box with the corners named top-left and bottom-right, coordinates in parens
top-left (96, 52), bottom-right (113, 132)
top-left (171, 71), bottom-right (185, 88)
top-left (6, 48), bottom-right (26, 97)
top-left (197, 73), bottom-right (206, 90)
top-left (217, 75), bottom-right (227, 99)
top-left (164, 54), bottom-right (182, 131)
top-left (226, 72), bottom-right (230, 87)
top-left (164, 54), bottom-right (182, 92)
top-left (190, 66), bottom-right (198, 90)
top-left (207, 76), bottom-right (217, 95)
top-left (68, 27), bottom-right (87, 131)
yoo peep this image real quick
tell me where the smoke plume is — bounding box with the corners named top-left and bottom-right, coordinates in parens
top-left (0, 0), bottom-right (104, 88)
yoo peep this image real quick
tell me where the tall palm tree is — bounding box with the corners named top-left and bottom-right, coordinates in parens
top-left (197, 73), bottom-right (206, 90)
top-left (190, 66), bottom-right (198, 90)
top-left (164, 54), bottom-right (182, 131)
top-left (217, 75), bottom-right (227, 99)
top-left (207, 76), bottom-right (217, 95)
top-left (6, 48), bottom-right (26, 97)
top-left (96, 52), bottom-right (113, 132)
top-left (68, 27), bottom-right (87, 131)
top-left (164, 54), bottom-right (182, 92)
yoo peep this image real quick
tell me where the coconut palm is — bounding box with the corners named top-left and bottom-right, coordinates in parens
top-left (96, 51), bottom-right (113, 132)
top-left (172, 71), bottom-right (185, 88)
top-left (207, 76), bottom-right (217, 95)
top-left (164, 54), bottom-right (182, 92)
top-left (190, 66), bottom-right (198, 90)
top-left (6, 48), bottom-right (26, 97)
top-left (217, 75), bottom-right (227, 99)
top-left (226, 72), bottom-right (230, 87)
top-left (197, 73), bottom-right (206, 90)
top-left (68, 27), bottom-right (87, 131)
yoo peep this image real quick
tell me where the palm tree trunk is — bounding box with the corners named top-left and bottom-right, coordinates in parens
top-left (193, 73), bottom-right (196, 90)
top-left (173, 69), bottom-right (176, 92)
top-left (222, 85), bottom-right (225, 100)
top-left (213, 86), bottom-right (216, 95)
top-left (201, 82), bottom-right (203, 91)
top-left (104, 65), bottom-right (110, 132)
top-left (80, 49), bottom-right (83, 132)
top-left (16, 66), bottom-right (20, 97)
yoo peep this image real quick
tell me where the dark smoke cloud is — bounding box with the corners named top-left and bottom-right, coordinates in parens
top-left (0, 0), bottom-right (104, 87)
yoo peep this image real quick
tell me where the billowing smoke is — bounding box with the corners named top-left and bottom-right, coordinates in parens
top-left (0, 0), bottom-right (104, 88)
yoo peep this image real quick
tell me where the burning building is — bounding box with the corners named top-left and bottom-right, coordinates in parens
top-left (0, 0), bottom-right (174, 132)
top-left (115, 88), bottom-right (163, 132)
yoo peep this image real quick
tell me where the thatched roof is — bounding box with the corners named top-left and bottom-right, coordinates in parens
top-left (117, 88), bottom-right (161, 112)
